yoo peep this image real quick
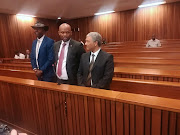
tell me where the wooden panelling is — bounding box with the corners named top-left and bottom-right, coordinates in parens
top-left (0, 13), bottom-right (60, 58)
top-left (67, 2), bottom-right (180, 43)
top-left (0, 76), bottom-right (180, 135)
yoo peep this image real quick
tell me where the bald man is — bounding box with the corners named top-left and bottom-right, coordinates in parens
top-left (54, 23), bottom-right (85, 85)
top-left (146, 34), bottom-right (161, 48)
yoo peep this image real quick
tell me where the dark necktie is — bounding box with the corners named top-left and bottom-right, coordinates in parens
top-left (57, 43), bottom-right (66, 77)
top-left (86, 54), bottom-right (95, 87)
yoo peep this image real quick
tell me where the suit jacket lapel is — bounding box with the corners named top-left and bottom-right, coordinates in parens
top-left (38, 36), bottom-right (46, 58)
top-left (85, 52), bottom-right (91, 76)
top-left (56, 41), bottom-right (62, 60)
top-left (54, 41), bottom-right (62, 69)
top-left (66, 39), bottom-right (73, 62)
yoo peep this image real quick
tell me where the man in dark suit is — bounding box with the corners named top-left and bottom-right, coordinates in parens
top-left (30, 22), bottom-right (55, 82)
top-left (54, 23), bottom-right (85, 85)
top-left (77, 32), bottom-right (114, 89)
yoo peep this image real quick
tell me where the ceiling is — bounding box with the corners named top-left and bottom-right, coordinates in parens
top-left (0, 0), bottom-right (179, 19)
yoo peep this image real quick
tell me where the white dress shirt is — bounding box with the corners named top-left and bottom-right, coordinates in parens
top-left (14, 55), bottom-right (19, 59)
top-left (14, 53), bottom-right (25, 59)
top-left (90, 48), bottom-right (101, 63)
top-left (146, 39), bottom-right (161, 48)
top-left (36, 35), bottom-right (45, 68)
top-left (56, 40), bottom-right (70, 80)
top-left (26, 54), bottom-right (30, 59)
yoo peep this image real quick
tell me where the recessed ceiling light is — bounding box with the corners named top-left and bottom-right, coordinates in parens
top-left (94, 11), bottom-right (115, 16)
top-left (16, 14), bottom-right (36, 17)
top-left (138, 1), bottom-right (166, 8)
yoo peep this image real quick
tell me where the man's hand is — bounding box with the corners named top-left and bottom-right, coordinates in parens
top-left (35, 70), bottom-right (43, 78)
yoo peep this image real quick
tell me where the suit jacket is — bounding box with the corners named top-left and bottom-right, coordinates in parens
top-left (54, 39), bottom-right (85, 85)
top-left (30, 36), bottom-right (55, 82)
top-left (77, 50), bottom-right (114, 89)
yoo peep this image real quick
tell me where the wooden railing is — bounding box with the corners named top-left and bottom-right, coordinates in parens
top-left (0, 76), bottom-right (179, 135)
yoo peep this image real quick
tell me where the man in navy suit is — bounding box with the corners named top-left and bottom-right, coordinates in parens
top-left (54, 23), bottom-right (85, 85)
top-left (30, 22), bottom-right (55, 82)
top-left (77, 32), bottom-right (114, 89)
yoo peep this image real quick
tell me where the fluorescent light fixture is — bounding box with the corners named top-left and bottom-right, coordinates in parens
top-left (94, 11), bottom-right (115, 16)
top-left (138, 1), bottom-right (166, 8)
top-left (58, 17), bottom-right (61, 19)
top-left (16, 14), bottom-right (36, 18)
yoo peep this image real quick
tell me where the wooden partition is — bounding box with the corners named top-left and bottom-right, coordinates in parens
top-left (1, 68), bottom-right (180, 100)
top-left (0, 76), bottom-right (179, 135)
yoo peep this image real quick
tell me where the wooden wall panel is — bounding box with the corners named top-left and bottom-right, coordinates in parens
top-left (1, 2), bottom-right (180, 58)
top-left (67, 2), bottom-right (180, 43)
top-left (0, 13), bottom-right (60, 58)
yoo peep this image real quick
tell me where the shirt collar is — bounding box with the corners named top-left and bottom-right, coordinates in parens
top-left (37, 35), bottom-right (45, 42)
top-left (62, 39), bottom-right (71, 45)
top-left (91, 48), bottom-right (101, 57)
top-left (151, 39), bottom-right (157, 42)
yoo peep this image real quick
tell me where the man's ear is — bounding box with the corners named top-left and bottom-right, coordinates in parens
top-left (58, 31), bottom-right (60, 36)
top-left (70, 31), bottom-right (72, 36)
top-left (94, 41), bottom-right (98, 46)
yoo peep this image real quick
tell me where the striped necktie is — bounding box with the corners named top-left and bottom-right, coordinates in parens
top-left (86, 54), bottom-right (95, 87)
top-left (57, 43), bottom-right (66, 77)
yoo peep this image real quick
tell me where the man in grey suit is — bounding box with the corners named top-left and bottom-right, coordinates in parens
top-left (77, 32), bottom-right (114, 89)
top-left (54, 23), bottom-right (85, 85)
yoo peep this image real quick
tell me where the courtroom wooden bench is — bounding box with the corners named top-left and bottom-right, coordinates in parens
top-left (109, 51), bottom-right (180, 58)
top-left (114, 67), bottom-right (180, 82)
top-left (0, 58), bottom-right (30, 63)
top-left (114, 59), bottom-right (180, 69)
top-left (0, 76), bottom-right (179, 135)
top-left (114, 59), bottom-right (180, 65)
top-left (0, 68), bottom-right (36, 80)
top-left (12, 62), bottom-right (31, 65)
top-left (104, 43), bottom-right (180, 47)
top-left (111, 77), bottom-right (180, 100)
top-left (113, 56), bottom-right (180, 60)
top-left (102, 47), bottom-right (180, 52)
top-left (114, 63), bottom-right (180, 70)
top-left (103, 45), bottom-right (180, 49)
top-left (0, 63), bottom-right (32, 70)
